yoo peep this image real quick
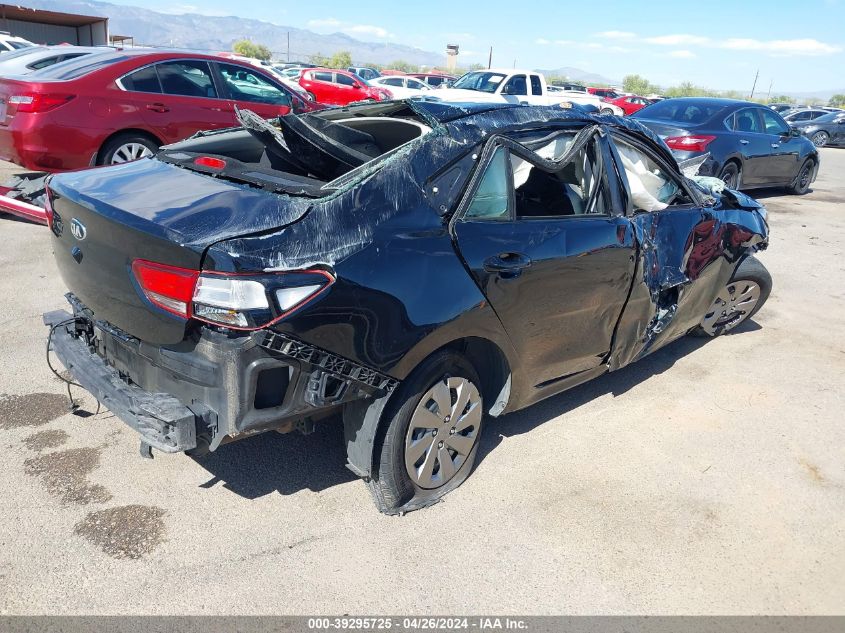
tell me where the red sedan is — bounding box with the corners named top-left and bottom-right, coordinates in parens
top-left (0, 49), bottom-right (320, 171)
top-left (604, 95), bottom-right (652, 116)
top-left (298, 68), bottom-right (391, 105)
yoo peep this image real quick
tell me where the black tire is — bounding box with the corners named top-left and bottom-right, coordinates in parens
top-left (718, 161), bottom-right (742, 190)
top-left (810, 131), bottom-right (829, 148)
top-left (690, 256), bottom-right (772, 338)
top-left (306, 92), bottom-right (317, 102)
top-left (600, 108), bottom-right (614, 115)
top-left (98, 133), bottom-right (159, 166)
top-left (367, 350), bottom-right (484, 515)
top-left (788, 158), bottom-right (814, 195)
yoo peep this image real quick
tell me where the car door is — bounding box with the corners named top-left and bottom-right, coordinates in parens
top-left (127, 59), bottom-right (233, 143)
top-left (452, 128), bottom-right (637, 386)
top-left (333, 72), bottom-right (365, 105)
top-left (758, 107), bottom-right (799, 183)
top-left (831, 113), bottom-right (845, 143)
top-left (215, 62), bottom-right (293, 120)
top-left (725, 108), bottom-right (771, 186)
top-left (500, 74), bottom-right (530, 105)
top-left (606, 131), bottom-right (756, 366)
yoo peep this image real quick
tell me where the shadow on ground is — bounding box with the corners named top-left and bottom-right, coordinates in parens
top-left (191, 322), bottom-right (760, 499)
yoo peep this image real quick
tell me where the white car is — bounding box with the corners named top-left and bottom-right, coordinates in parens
top-left (0, 33), bottom-right (35, 54)
top-left (439, 68), bottom-right (624, 116)
top-left (369, 75), bottom-right (433, 99)
top-left (0, 45), bottom-right (105, 76)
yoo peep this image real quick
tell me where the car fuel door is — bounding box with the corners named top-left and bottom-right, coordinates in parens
top-left (452, 129), bottom-right (636, 388)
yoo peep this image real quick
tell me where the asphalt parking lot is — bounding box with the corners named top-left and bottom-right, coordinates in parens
top-left (0, 150), bottom-right (843, 615)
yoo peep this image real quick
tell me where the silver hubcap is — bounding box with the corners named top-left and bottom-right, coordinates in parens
top-left (811, 132), bottom-right (827, 147)
top-left (404, 376), bottom-right (482, 490)
top-left (111, 142), bottom-right (154, 164)
top-left (700, 280), bottom-right (761, 336)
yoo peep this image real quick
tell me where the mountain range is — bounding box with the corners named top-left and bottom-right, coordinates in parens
top-left (21, 0), bottom-right (447, 67)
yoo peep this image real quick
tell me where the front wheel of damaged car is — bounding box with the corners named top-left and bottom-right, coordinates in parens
top-left (368, 351), bottom-right (484, 515)
top-left (691, 256), bottom-right (772, 338)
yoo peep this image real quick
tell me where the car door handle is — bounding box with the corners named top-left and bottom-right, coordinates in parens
top-left (739, 139), bottom-right (749, 145)
top-left (483, 252), bottom-right (532, 275)
top-left (771, 143), bottom-right (780, 148)
top-left (145, 103), bottom-right (169, 113)
top-left (203, 106), bottom-right (224, 112)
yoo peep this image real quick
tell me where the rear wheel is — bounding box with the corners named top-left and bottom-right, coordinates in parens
top-left (99, 133), bottom-right (158, 166)
top-left (367, 350), bottom-right (484, 514)
top-left (691, 257), bottom-right (772, 337)
top-left (788, 158), bottom-right (814, 195)
top-left (718, 162), bottom-right (741, 190)
top-left (306, 92), bottom-right (316, 102)
top-left (810, 131), bottom-right (829, 147)
top-left (600, 107), bottom-right (614, 115)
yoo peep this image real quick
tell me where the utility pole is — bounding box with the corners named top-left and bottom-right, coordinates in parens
top-left (513, 58), bottom-right (516, 68)
top-left (488, 46), bottom-right (492, 69)
top-left (287, 32), bottom-right (290, 62)
top-left (766, 79), bottom-right (773, 103)
top-left (749, 69), bottom-right (759, 99)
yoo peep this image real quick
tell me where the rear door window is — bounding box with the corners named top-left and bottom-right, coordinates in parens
top-left (313, 71), bottom-right (333, 82)
top-left (732, 108), bottom-right (763, 133)
top-left (510, 134), bottom-right (609, 218)
top-left (120, 65), bottom-right (162, 93)
top-left (156, 60), bottom-right (217, 98)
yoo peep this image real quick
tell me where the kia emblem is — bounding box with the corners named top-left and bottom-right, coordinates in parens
top-left (69, 218), bottom-right (87, 241)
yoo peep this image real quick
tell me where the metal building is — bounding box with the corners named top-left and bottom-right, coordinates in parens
top-left (0, 4), bottom-right (109, 46)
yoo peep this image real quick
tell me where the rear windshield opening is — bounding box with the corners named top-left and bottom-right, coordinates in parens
top-left (161, 103), bottom-right (433, 196)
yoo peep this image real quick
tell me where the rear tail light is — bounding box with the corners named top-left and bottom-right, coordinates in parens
top-left (131, 259), bottom-right (334, 328)
top-left (9, 93), bottom-right (76, 113)
top-left (193, 156), bottom-right (226, 169)
top-left (664, 134), bottom-right (717, 152)
top-left (132, 260), bottom-right (199, 318)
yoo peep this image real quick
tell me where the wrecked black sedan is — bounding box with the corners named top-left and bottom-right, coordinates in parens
top-left (43, 100), bottom-right (770, 514)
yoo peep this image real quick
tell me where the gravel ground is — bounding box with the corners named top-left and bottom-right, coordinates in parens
top-left (0, 150), bottom-right (843, 615)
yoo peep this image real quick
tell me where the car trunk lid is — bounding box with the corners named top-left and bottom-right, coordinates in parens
top-left (47, 158), bottom-right (312, 345)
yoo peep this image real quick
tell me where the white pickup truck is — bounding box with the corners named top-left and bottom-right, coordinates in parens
top-left (436, 68), bottom-right (624, 116)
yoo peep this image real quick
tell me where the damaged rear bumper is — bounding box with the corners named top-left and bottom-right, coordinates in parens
top-left (44, 295), bottom-right (398, 453)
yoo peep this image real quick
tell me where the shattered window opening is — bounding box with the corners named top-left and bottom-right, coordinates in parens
top-left (611, 135), bottom-right (685, 212)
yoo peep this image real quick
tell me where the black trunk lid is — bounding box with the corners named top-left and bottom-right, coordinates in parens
top-left (48, 159), bottom-right (311, 345)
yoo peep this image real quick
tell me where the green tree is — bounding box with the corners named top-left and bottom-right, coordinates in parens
top-left (388, 59), bottom-right (418, 73)
top-left (232, 39), bottom-right (272, 61)
top-left (829, 94), bottom-right (845, 107)
top-left (328, 50), bottom-right (352, 69)
top-left (769, 95), bottom-right (794, 104)
top-left (622, 74), bottom-right (659, 95)
top-left (308, 52), bottom-right (330, 67)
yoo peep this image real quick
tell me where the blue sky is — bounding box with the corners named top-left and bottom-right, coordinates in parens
top-left (110, 0), bottom-right (844, 92)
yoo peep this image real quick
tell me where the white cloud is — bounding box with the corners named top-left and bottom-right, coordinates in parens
top-left (645, 34), bottom-right (710, 46)
top-left (638, 33), bottom-right (841, 57)
top-left (345, 24), bottom-right (390, 38)
top-left (721, 38), bottom-right (842, 56)
top-left (307, 17), bottom-right (342, 29)
top-left (669, 50), bottom-right (696, 59)
top-left (308, 18), bottom-right (393, 39)
top-left (535, 37), bottom-right (551, 45)
top-left (595, 30), bottom-right (636, 39)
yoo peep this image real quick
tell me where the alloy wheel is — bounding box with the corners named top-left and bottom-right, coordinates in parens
top-left (404, 376), bottom-right (482, 490)
top-left (700, 280), bottom-right (761, 336)
top-left (811, 131), bottom-right (828, 147)
top-left (111, 142), bottom-right (154, 164)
